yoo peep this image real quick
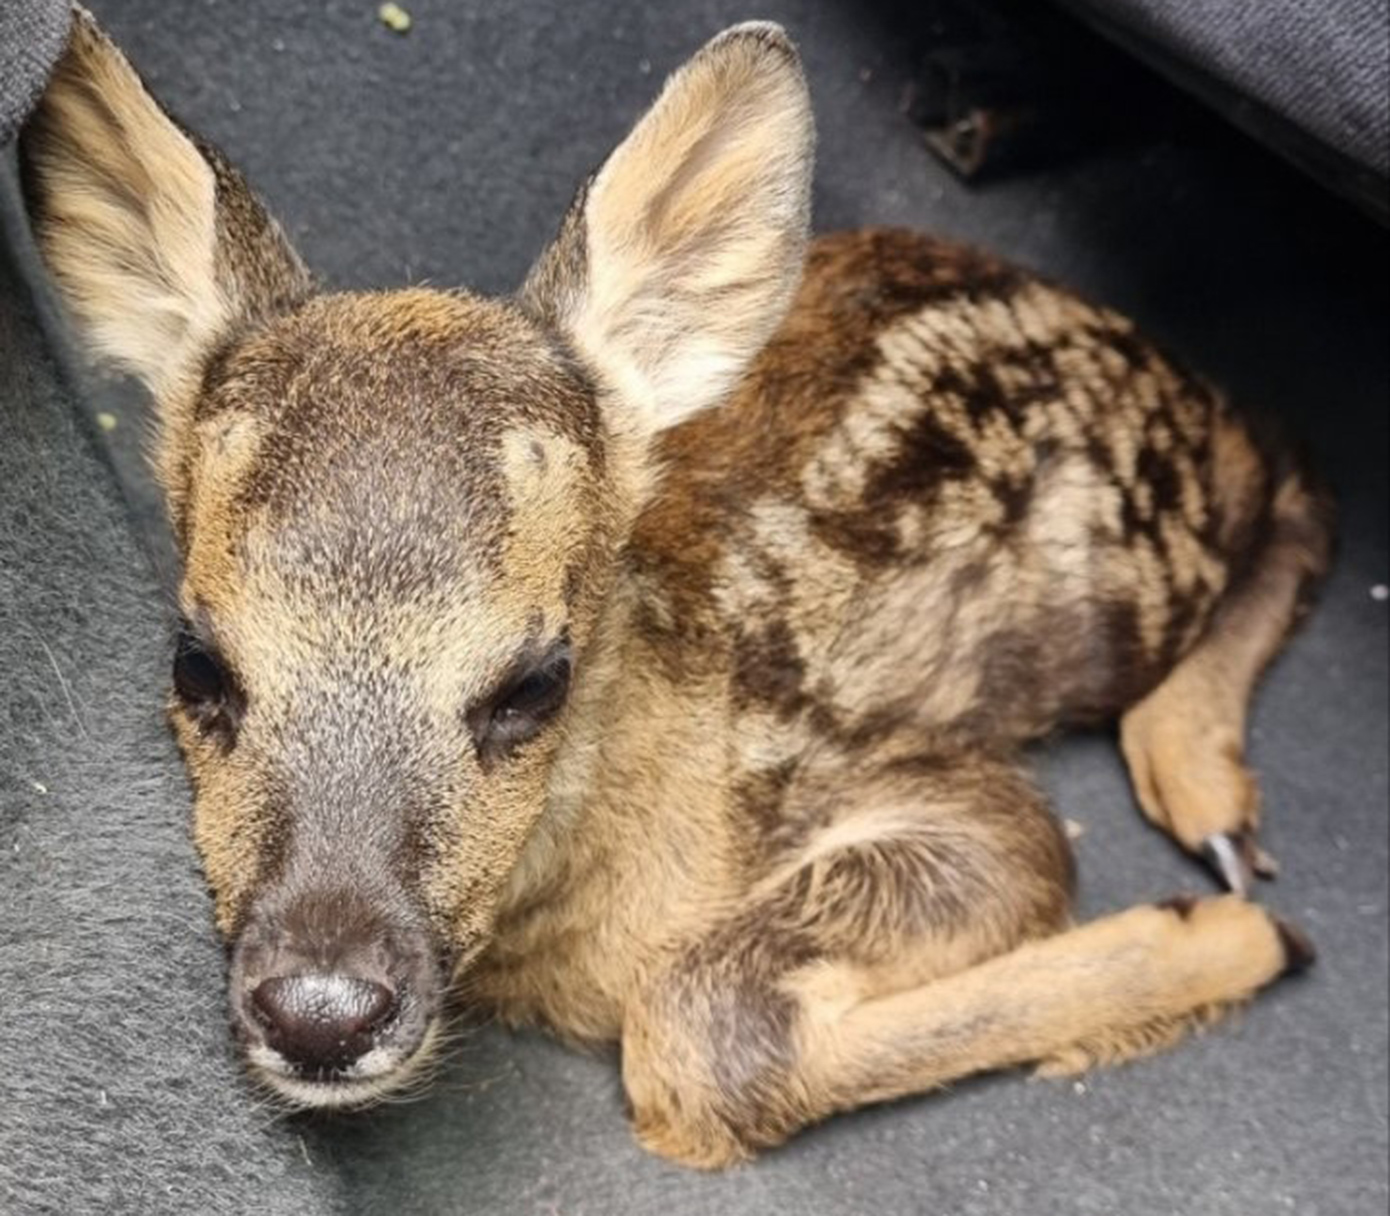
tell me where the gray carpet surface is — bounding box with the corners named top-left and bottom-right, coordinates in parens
top-left (10, 1), bottom-right (1390, 1213)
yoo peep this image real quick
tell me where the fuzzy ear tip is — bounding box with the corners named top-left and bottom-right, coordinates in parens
top-left (53, 4), bottom-right (123, 77)
top-left (705, 21), bottom-right (801, 66)
top-left (67, 5), bottom-right (105, 46)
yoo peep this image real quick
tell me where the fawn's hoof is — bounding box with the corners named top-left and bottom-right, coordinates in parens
top-left (1273, 916), bottom-right (1318, 975)
top-left (1202, 828), bottom-right (1279, 897)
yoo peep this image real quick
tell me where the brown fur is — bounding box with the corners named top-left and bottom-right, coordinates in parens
top-left (23, 9), bottom-right (1331, 1167)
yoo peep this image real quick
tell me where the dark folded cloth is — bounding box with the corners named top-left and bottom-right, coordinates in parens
top-left (0, 0), bottom-right (69, 145)
top-left (1060, 0), bottom-right (1389, 217)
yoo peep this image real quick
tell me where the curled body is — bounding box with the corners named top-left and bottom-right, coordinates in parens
top-left (23, 9), bottom-right (1330, 1169)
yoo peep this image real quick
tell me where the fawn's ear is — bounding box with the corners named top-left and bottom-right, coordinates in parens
top-left (522, 23), bottom-right (814, 437)
top-left (20, 8), bottom-right (310, 453)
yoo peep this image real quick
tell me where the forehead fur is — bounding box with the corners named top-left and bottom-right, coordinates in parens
top-left (192, 288), bottom-right (601, 510)
top-left (179, 289), bottom-right (607, 640)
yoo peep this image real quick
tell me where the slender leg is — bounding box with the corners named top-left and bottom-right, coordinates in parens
top-left (805, 895), bottom-right (1311, 1112)
top-left (1121, 468), bottom-right (1332, 891)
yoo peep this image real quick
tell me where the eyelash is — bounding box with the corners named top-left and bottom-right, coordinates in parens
top-left (172, 626), bottom-right (244, 744)
top-left (469, 643), bottom-right (572, 764)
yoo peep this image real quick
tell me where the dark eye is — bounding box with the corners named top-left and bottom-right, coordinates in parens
top-left (172, 626), bottom-right (243, 742)
top-left (469, 640), bottom-right (572, 764)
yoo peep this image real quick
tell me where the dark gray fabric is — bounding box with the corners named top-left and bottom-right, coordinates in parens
top-left (1073, 0), bottom-right (1389, 178)
top-left (5, 0), bottom-right (1388, 1212)
top-left (0, 0), bottom-right (69, 144)
top-left (0, 169), bottom-right (340, 1216)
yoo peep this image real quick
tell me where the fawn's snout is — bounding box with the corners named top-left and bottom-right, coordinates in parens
top-left (232, 888), bottom-right (441, 1103)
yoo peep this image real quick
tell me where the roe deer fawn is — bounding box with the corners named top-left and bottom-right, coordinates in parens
top-left (22, 9), bottom-right (1329, 1168)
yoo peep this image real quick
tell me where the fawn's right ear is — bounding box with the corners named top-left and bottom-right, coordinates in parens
top-left (19, 7), bottom-right (310, 473)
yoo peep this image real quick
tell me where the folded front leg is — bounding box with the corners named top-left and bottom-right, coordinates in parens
top-left (624, 891), bottom-right (1312, 1168)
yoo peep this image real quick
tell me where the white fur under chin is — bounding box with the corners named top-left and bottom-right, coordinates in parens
top-left (248, 1022), bottom-right (441, 1109)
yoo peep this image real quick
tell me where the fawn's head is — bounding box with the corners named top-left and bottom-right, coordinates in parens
top-left (22, 9), bottom-right (812, 1106)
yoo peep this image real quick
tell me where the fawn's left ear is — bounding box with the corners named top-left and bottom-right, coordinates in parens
top-left (20, 7), bottom-right (310, 454)
top-left (522, 23), bottom-right (814, 439)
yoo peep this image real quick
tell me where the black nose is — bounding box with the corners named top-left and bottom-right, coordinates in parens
top-left (251, 974), bottom-right (396, 1072)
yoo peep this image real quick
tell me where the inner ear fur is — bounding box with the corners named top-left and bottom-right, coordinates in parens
top-left (522, 22), bottom-right (815, 439)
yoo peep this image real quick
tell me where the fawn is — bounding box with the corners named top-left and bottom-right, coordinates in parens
top-left (22, 10), bottom-right (1330, 1168)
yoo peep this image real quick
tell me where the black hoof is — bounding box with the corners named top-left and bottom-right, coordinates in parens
top-left (1273, 917), bottom-right (1318, 975)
